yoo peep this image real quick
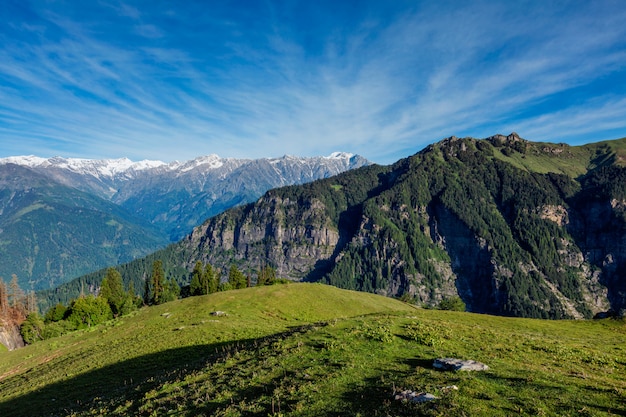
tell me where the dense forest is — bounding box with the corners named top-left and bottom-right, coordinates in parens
top-left (37, 134), bottom-right (626, 319)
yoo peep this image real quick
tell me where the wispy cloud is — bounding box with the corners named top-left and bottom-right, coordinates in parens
top-left (0, 1), bottom-right (625, 163)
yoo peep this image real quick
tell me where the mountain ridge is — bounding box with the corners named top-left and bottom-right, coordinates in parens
top-left (1, 152), bottom-right (370, 291)
top-left (39, 133), bottom-right (626, 319)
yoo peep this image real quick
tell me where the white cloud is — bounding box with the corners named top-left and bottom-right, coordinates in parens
top-left (1, 1), bottom-right (625, 163)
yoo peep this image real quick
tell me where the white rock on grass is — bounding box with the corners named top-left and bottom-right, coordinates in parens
top-left (394, 390), bottom-right (438, 403)
top-left (433, 358), bottom-right (489, 371)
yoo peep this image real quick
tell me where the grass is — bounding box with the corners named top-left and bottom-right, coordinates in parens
top-left (1, 283), bottom-right (626, 416)
top-left (491, 138), bottom-right (626, 177)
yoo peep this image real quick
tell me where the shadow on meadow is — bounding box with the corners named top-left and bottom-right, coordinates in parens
top-left (0, 324), bottom-right (321, 417)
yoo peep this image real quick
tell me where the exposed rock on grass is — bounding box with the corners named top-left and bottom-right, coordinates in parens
top-left (433, 357), bottom-right (489, 371)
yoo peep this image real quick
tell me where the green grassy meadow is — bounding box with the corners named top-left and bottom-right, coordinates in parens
top-left (1, 283), bottom-right (625, 416)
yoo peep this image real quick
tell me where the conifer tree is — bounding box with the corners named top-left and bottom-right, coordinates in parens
top-left (162, 277), bottom-right (180, 302)
top-left (228, 265), bottom-right (247, 289)
top-left (206, 263), bottom-right (218, 294)
top-left (128, 281), bottom-right (141, 308)
top-left (190, 261), bottom-right (204, 296)
top-left (143, 278), bottom-right (151, 306)
top-left (100, 268), bottom-right (126, 316)
top-left (151, 260), bottom-right (166, 305)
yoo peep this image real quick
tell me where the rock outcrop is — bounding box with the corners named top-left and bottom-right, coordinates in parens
top-left (433, 358), bottom-right (489, 372)
top-left (0, 322), bottom-right (24, 351)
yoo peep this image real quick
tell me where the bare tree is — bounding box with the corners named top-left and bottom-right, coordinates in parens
top-left (0, 277), bottom-right (8, 320)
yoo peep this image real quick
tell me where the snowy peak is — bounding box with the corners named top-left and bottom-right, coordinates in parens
top-left (177, 154), bottom-right (228, 173)
top-left (0, 155), bottom-right (49, 167)
top-left (0, 155), bottom-right (168, 178)
top-left (0, 152), bottom-right (366, 177)
top-left (325, 152), bottom-right (355, 160)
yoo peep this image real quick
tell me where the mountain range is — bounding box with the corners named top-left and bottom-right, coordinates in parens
top-left (39, 133), bottom-right (626, 319)
top-left (0, 153), bottom-right (370, 290)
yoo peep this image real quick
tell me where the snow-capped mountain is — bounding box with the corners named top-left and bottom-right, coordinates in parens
top-left (1, 152), bottom-right (367, 199)
top-left (1, 153), bottom-right (370, 240)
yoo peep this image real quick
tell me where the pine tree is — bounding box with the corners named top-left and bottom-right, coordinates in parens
top-left (143, 278), bottom-right (151, 306)
top-left (190, 261), bottom-right (204, 296)
top-left (206, 263), bottom-right (218, 294)
top-left (128, 281), bottom-right (140, 308)
top-left (228, 265), bottom-right (247, 290)
top-left (151, 260), bottom-right (166, 305)
top-left (162, 278), bottom-right (180, 302)
top-left (100, 268), bottom-right (126, 316)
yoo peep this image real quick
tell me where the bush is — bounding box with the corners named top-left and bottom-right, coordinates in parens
top-left (404, 322), bottom-right (449, 347)
top-left (362, 323), bottom-right (394, 343)
top-left (20, 313), bottom-right (45, 344)
top-left (438, 296), bottom-right (466, 311)
top-left (67, 295), bottom-right (113, 329)
top-left (42, 320), bottom-right (76, 340)
top-left (44, 303), bottom-right (68, 323)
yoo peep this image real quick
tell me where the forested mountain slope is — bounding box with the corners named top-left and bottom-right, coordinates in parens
top-left (0, 164), bottom-right (167, 290)
top-left (41, 134), bottom-right (626, 318)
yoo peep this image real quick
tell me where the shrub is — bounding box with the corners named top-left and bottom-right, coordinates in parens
top-left (41, 320), bottom-right (76, 340)
top-left (44, 303), bottom-right (68, 323)
top-left (67, 295), bottom-right (113, 329)
top-left (20, 312), bottom-right (45, 344)
top-left (362, 323), bottom-right (394, 343)
top-left (404, 322), bottom-right (449, 347)
top-left (438, 296), bottom-right (466, 311)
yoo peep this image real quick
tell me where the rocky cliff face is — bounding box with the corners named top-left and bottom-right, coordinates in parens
top-left (185, 195), bottom-right (340, 279)
top-left (0, 322), bottom-right (24, 351)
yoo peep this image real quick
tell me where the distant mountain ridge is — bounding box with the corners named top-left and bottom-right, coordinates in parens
top-left (0, 163), bottom-right (167, 291)
top-left (0, 152), bottom-right (370, 290)
top-left (1, 152), bottom-right (370, 240)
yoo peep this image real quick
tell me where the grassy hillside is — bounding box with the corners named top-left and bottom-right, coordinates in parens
top-left (2, 284), bottom-right (626, 416)
top-left (489, 136), bottom-right (626, 176)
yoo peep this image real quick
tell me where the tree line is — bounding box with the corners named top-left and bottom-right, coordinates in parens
top-left (16, 260), bottom-right (283, 346)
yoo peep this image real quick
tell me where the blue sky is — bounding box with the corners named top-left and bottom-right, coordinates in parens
top-left (1, 0), bottom-right (625, 164)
